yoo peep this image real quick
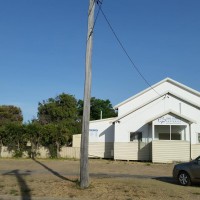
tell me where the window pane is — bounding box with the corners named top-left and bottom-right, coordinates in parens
top-left (171, 133), bottom-right (181, 140)
top-left (155, 125), bottom-right (170, 140)
top-left (159, 133), bottom-right (170, 140)
top-left (130, 132), bottom-right (142, 141)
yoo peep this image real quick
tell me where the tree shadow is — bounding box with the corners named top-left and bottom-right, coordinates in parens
top-left (32, 158), bottom-right (78, 183)
top-left (3, 169), bottom-right (31, 200)
top-left (153, 176), bottom-right (200, 187)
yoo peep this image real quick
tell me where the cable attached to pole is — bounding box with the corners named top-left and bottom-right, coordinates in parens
top-left (96, 3), bottom-right (161, 97)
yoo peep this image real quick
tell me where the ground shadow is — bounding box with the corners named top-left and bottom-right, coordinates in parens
top-left (153, 176), bottom-right (200, 187)
top-left (32, 158), bottom-right (78, 183)
top-left (3, 169), bottom-right (31, 200)
top-left (152, 176), bottom-right (177, 185)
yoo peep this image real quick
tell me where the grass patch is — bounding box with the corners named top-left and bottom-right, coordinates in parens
top-left (28, 179), bottom-right (34, 182)
top-left (150, 191), bottom-right (157, 195)
top-left (193, 192), bottom-right (200, 195)
top-left (146, 163), bottom-right (151, 166)
top-left (10, 189), bottom-right (18, 196)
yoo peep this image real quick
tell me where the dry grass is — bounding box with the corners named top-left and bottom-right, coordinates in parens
top-left (0, 158), bottom-right (200, 200)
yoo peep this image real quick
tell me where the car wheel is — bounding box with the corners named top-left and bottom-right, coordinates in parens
top-left (178, 171), bottom-right (191, 186)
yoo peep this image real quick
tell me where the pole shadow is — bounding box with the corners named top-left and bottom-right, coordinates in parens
top-left (32, 158), bottom-right (78, 183)
top-left (3, 169), bottom-right (31, 200)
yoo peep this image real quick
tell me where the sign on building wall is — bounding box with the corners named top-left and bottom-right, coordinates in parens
top-left (154, 114), bottom-right (185, 125)
top-left (89, 129), bottom-right (98, 138)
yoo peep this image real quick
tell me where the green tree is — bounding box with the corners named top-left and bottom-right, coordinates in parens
top-left (0, 105), bottom-right (23, 157)
top-left (0, 126), bottom-right (6, 157)
top-left (24, 121), bottom-right (42, 158)
top-left (78, 97), bottom-right (117, 120)
top-left (4, 123), bottom-right (26, 157)
top-left (40, 122), bottom-right (71, 158)
top-left (0, 105), bottom-right (23, 125)
top-left (37, 93), bottom-right (81, 157)
top-left (38, 93), bottom-right (78, 124)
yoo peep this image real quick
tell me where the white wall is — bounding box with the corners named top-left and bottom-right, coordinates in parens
top-left (152, 140), bottom-right (190, 163)
top-left (117, 82), bottom-right (169, 116)
top-left (89, 118), bottom-right (115, 143)
top-left (115, 96), bottom-right (165, 142)
top-left (114, 142), bottom-right (151, 161)
top-left (115, 93), bottom-right (200, 144)
top-left (117, 80), bottom-right (200, 118)
top-left (85, 79), bottom-right (200, 162)
top-left (88, 118), bottom-right (115, 158)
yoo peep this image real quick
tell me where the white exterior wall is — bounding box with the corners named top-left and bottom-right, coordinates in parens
top-left (89, 142), bottom-right (113, 158)
top-left (89, 118), bottom-right (115, 158)
top-left (117, 80), bottom-right (200, 117)
top-left (115, 96), bottom-right (166, 142)
top-left (117, 82), bottom-right (169, 116)
top-left (89, 118), bottom-right (115, 143)
top-left (114, 84), bottom-right (200, 162)
top-left (192, 144), bottom-right (200, 159)
top-left (114, 142), bottom-right (151, 161)
top-left (87, 78), bottom-right (200, 163)
top-left (152, 140), bottom-right (190, 163)
top-left (115, 94), bottom-right (200, 144)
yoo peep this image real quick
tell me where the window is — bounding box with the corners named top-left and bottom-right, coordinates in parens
top-left (197, 133), bottom-right (200, 143)
top-left (171, 133), bottom-right (181, 140)
top-left (159, 132), bottom-right (181, 140)
top-left (156, 125), bottom-right (185, 140)
top-left (130, 132), bottom-right (142, 142)
top-left (159, 133), bottom-right (170, 140)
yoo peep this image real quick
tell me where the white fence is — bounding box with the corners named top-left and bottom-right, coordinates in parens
top-left (0, 146), bottom-right (80, 159)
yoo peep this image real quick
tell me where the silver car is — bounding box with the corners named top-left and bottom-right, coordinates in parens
top-left (173, 156), bottom-right (200, 186)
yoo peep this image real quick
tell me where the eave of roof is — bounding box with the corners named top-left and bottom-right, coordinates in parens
top-left (112, 91), bottom-right (200, 123)
top-left (114, 77), bottom-right (200, 109)
top-left (90, 117), bottom-right (117, 123)
top-left (146, 109), bottom-right (196, 124)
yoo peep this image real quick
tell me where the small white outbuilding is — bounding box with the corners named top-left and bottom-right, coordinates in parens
top-left (89, 78), bottom-right (200, 163)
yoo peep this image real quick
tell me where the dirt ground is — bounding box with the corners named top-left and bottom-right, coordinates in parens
top-left (0, 158), bottom-right (200, 200)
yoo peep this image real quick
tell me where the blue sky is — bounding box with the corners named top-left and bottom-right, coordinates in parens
top-left (0, 0), bottom-right (200, 122)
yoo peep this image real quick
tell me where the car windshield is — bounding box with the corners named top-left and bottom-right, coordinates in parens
top-left (194, 156), bottom-right (200, 161)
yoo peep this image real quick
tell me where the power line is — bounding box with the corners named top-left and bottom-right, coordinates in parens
top-left (87, 0), bottom-right (104, 41)
top-left (96, 3), bottom-right (161, 97)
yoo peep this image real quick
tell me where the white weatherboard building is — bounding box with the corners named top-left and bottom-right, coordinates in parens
top-left (89, 78), bottom-right (200, 163)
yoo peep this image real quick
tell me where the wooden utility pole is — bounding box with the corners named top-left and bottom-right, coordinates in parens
top-left (80, 0), bottom-right (95, 189)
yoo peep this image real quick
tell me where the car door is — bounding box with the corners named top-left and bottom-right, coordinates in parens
top-left (190, 157), bottom-right (200, 180)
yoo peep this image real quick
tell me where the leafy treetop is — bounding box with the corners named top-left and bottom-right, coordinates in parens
top-left (38, 93), bottom-right (78, 124)
top-left (0, 105), bottom-right (23, 125)
top-left (78, 97), bottom-right (117, 121)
